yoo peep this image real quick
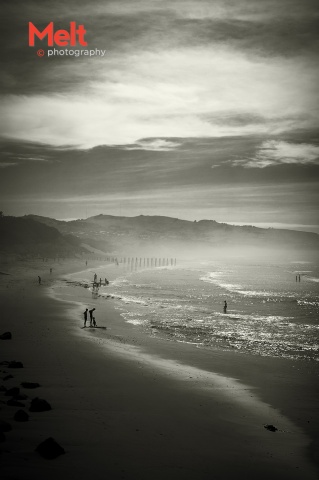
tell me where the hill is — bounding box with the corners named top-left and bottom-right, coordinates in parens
top-left (24, 214), bottom-right (319, 258)
top-left (0, 216), bottom-right (85, 256)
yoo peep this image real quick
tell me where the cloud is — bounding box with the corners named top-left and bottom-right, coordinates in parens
top-left (15, 154), bottom-right (50, 162)
top-left (0, 162), bottom-right (18, 168)
top-left (232, 140), bottom-right (319, 168)
top-left (123, 139), bottom-right (181, 151)
top-left (1, 44), bottom-right (317, 149)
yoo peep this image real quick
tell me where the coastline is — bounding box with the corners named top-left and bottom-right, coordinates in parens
top-left (0, 260), bottom-right (318, 479)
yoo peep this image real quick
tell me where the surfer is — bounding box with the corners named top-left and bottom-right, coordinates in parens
top-left (223, 300), bottom-right (227, 313)
top-left (83, 308), bottom-right (88, 327)
top-left (38, 276), bottom-right (41, 285)
top-left (89, 308), bottom-right (96, 327)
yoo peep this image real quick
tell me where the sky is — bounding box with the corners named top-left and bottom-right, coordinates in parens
top-left (0, 0), bottom-right (318, 232)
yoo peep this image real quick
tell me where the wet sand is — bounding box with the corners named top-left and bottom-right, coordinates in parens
top-left (0, 260), bottom-right (318, 479)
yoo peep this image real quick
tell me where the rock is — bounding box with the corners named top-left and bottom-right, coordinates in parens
top-left (20, 382), bottom-right (41, 389)
top-left (14, 410), bottom-right (29, 422)
top-left (5, 387), bottom-right (20, 397)
top-left (35, 437), bottom-right (65, 459)
top-left (0, 332), bottom-right (12, 340)
top-left (14, 394), bottom-right (28, 401)
top-left (8, 361), bottom-right (23, 369)
top-left (29, 398), bottom-right (52, 412)
top-left (7, 399), bottom-right (25, 407)
top-left (0, 420), bottom-right (12, 432)
top-left (264, 424), bottom-right (278, 432)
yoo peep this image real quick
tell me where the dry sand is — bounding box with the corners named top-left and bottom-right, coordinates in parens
top-left (0, 259), bottom-right (318, 479)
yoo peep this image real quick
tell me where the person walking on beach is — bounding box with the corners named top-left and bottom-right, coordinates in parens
top-left (223, 300), bottom-right (227, 313)
top-left (38, 276), bottom-right (41, 285)
top-left (89, 308), bottom-right (96, 327)
top-left (94, 273), bottom-right (97, 283)
top-left (83, 308), bottom-right (88, 327)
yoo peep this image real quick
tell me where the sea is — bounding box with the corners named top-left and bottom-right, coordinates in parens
top-left (73, 258), bottom-right (319, 362)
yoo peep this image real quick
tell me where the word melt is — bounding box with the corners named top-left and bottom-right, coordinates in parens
top-left (29, 22), bottom-right (87, 47)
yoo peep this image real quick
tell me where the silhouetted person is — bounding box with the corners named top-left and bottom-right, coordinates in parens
top-left (223, 300), bottom-right (227, 313)
top-left (105, 278), bottom-right (109, 285)
top-left (94, 273), bottom-right (97, 283)
top-left (83, 308), bottom-right (88, 327)
top-left (92, 315), bottom-right (97, 327)
top-left (296, 275), bottom-right (298, 282)
top-left (50, 268), bottom-right (52, 274)
top-left (38, 276), bottom-right (41, 285)
top-left (89, 308), bottom-right (96, 327)
top-left (86, 260), bottom-right (88, 266)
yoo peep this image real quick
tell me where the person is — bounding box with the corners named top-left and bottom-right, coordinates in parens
top-left (92, 315), bottom-right (97, 327)
top-left (38, 276), bottom-right (41, 285)
top-left (86, 260), bottom-right (88, 266)
top-left (50, 268), bottom-right (52, 274)
top-left (93, 273), bottom-right (97, 283)
top-left (83, 308), bottom-right (88, 327)
top-left (105, 278), bottom-right (109, 285)
top-left (89, 308), bottom-right (96, 327)
top-left (223, 300), bottom-right (227, 313)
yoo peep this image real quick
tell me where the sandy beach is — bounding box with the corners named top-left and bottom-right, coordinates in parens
top-left (0, 260), bottom-right (318, 480)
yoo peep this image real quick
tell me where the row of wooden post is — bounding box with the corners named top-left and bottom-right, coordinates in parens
top-left (105, 257), bottom-right (177, 267)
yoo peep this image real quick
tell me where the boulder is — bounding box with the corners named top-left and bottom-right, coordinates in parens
top-left (21, 382), bottom-right (41, 389)
top-left (29, 397), bottom-right (52, 412)
top-left (0, 420), bottom-right (12, 432)
top-left (0, 332), bottom-right (12, 340)
top-left (5, 387), bottom-right (20, 397)
top-left (8, 361), bottom-right (23, 369)
top-left (14, 410), bottom-right (29, 422)
top-left (264, 424), bottom-right (278, 432)
top-left (35, 437), bottom-right (65, 459)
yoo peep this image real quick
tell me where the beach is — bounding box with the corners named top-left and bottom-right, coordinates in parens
top-left (0, 259), bottom-right (318, 479)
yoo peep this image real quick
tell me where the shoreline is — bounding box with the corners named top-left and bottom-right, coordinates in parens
top-left (0, 260), bottom-right (318, 479)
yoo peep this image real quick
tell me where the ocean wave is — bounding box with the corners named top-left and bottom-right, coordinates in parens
top-left (305, 276), bottom-right (319, 283)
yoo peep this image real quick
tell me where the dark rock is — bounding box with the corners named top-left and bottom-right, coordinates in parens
top-left (35, 437), bottom-right (65, 459)
top-left (7, 399), bottom-right (25, 407)
top-left (0, 386), bottom-right (7, 392)
top-left (29, 397), bottom-right (51, 412)
top-left (0, 420), bottom-right (12, 432)
top-left (264, 424), bottom-right (278, 432)
top-left (14, 410), bottom-right (29, 422)
top-left (0, 332), bottom-right (12, 340)
top-left (21, 382), bottom-right (41, 389)
top-left (3, 375), bottom-right (13, 381)
top-left (5, 387), bottom-right (20, 397)
top-left (8, 361), bottom-right (23, 369)
top-left (0, 431), bottom-right (5, 443)
top-left (14, 394), bottom-right (28, 401)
